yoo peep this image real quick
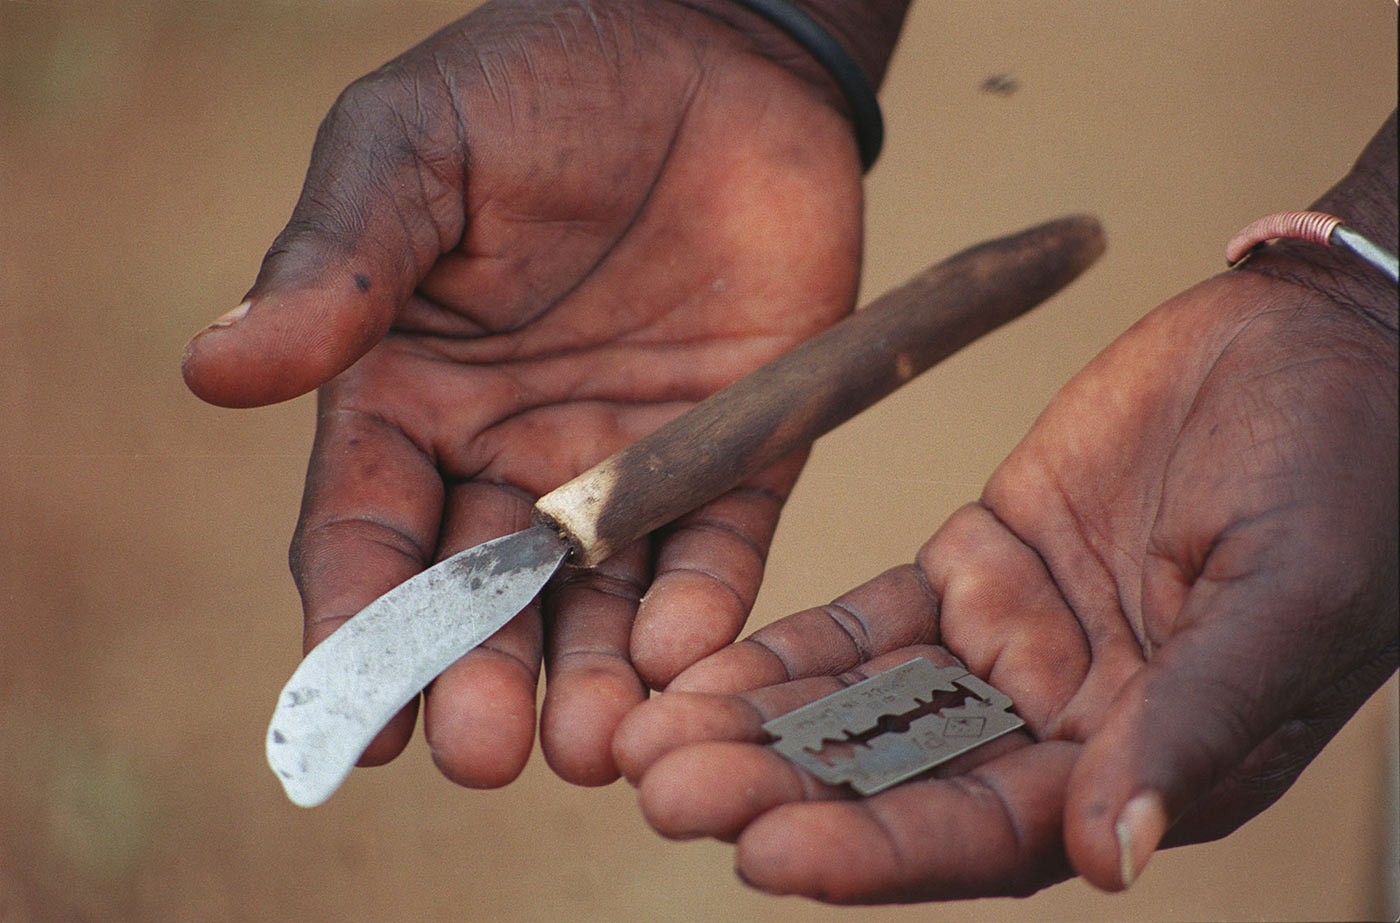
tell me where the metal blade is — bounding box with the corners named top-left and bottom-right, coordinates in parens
top-left (266, 523), bottom-right (569, 807)
top-left (763, 658), bottom-right (1025, 795)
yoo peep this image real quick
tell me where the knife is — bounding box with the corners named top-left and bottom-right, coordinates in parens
top-left (266, 215), bottom-right (1106, 807)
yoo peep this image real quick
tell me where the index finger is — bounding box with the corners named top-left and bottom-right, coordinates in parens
top-left (663, 561), bottom-right (942, 696)
top-left (669, 503), bottom-right (1094, 736)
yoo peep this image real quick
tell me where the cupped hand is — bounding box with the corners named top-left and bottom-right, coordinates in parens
top-left (614, 239), bottom-right (1398, 900)
top-left (182, 0), bottom-right (864, 788)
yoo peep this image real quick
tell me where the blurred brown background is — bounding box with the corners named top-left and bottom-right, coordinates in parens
top-left (1, 1), bottom-right (1395, 920)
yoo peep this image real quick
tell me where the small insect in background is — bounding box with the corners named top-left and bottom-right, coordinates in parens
top-left (980, 72), bottom-right (1019, 96)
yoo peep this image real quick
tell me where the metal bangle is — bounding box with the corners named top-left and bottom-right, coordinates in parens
top-left (1226, 210), bottom-right (1399, 284)
top-left (724, 0), bottom-right (884, 171)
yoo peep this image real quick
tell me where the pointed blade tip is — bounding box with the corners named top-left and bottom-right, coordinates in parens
top-left (261, 522), bottom-right (570, 808)
top-left (268, 732), bottom-right (341, 808)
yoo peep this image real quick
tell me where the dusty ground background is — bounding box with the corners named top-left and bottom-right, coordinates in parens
top-left (2, 1), bottom-right (1396, 920)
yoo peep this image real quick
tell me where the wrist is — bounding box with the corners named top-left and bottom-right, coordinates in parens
top-left (1240, 111), bottom-right (1398, 335)
top-left (673, 0), bottom-right (910, 129)
top-left (755, 0), bottom-right (911, 90)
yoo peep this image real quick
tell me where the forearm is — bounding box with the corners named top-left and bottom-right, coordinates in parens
top-left (1315, 110), bottom-right (1398, 252)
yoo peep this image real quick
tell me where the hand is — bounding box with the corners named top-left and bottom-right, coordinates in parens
top-left (181, 0), bottom-right (889, 788)
top-left (613, 117), bottom-right (1398, 900)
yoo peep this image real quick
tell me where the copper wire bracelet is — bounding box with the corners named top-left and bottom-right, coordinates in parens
top-left (1227, 210), bottom-right (1399, 284)
top-left (724, 0), bottom-right (884, 171)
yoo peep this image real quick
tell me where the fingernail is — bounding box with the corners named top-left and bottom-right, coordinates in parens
top-left (207, 300), bottom-right (251, 329)
top-left (1115, 790), bottom-right (1168, 889)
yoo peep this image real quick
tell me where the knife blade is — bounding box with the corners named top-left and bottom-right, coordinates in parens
top-left (266, 215), bottom-right (1106, 807)
top-left (267, 526), bottom-right (568, 807)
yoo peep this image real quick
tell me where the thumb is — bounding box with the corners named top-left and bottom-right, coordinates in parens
top-left (1061, 559), bottom-right (1377, 892)
top-left (182, 75), bottom-right (462, 408)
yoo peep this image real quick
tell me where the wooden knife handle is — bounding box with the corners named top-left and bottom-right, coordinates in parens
top-left (533, 215), bottom-right (1105, 566)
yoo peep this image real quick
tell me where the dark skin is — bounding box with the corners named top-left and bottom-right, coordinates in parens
top-left (181, 0), bottom-right (907, 787)
top-left (613, 116), bottom-right (1398, 900)
top-left (182, 0), bottom-right (1398, 902)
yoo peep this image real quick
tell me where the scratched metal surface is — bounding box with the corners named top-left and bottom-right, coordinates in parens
top-left (267, 525), bottom-right (569, 808)
top-left (764, 659), bottom-right (1026, 794)
top-left (1, 2), bottom-right (1395, 920)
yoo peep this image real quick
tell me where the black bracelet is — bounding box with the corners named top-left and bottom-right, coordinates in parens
top-left (724, 0), bottom-right (884, 171)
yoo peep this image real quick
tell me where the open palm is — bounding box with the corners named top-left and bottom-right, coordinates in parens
top-left (615, 257), bottom-right (1398, 899)
top-left (182, 0), bottom-right (864, 788)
